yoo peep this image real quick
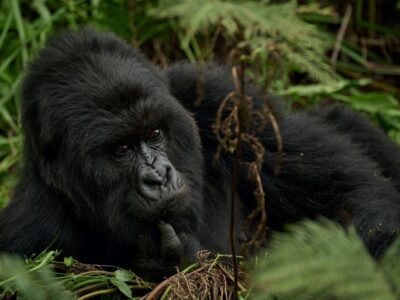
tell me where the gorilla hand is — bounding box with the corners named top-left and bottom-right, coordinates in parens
top-left (158, 221), bottom-right (183, 266)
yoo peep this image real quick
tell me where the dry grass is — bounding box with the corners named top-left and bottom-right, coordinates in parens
top-left (142, 251), bottom-right (248, 300)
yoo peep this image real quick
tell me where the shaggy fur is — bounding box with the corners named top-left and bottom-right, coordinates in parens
top-left (0, 29), bottom-right (399, 278)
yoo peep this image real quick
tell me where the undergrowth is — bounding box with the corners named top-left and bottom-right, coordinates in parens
top-left (1, 220), bottom-right (400, 299)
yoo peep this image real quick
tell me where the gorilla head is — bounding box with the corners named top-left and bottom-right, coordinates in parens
top-left (6, 29), bottom-right (205, 277)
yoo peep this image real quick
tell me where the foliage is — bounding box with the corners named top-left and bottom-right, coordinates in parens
top-left (1, 220), bottom-right (400, 299)
top-left (0, 251), bottom-right (73, 299)
top-left (281, 79), bottom-right (400, 144)
top-left (153, 0), bottom-right (336, 84)
top-left (0, 251), bottom-right (154, 299)
top-left (0, 250), bottom-right (245, 299)
top-left (251, 219), bottom-right (400, 300)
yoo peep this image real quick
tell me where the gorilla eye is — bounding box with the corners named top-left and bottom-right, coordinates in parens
top-left (114, 145), bottom-right (129, 156)
top-left (148, 129), bottom-right (161, 141)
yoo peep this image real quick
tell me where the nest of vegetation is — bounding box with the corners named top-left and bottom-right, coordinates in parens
top-left (38, 250), bottom-right (248, 300)
top-left (142, 251), bottom-right (247, 300)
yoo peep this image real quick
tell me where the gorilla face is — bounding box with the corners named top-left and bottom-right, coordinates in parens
top-left (19, 30), bottom-right (204, 274)
top-left (117, 128), bottom-right (185, 213)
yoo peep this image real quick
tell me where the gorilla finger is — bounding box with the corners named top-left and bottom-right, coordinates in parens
top-left (158, 221), bottom-right (181, 247)
top-left (157, 221), bottom-right (183, 262)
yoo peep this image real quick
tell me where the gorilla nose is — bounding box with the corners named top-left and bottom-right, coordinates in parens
top-left (141, 168), bottom-right (164, 187)
top-left (138, 164), bottom-right (183, 201)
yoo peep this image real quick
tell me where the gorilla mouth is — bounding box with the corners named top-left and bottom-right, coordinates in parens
top-left (138, 182), bottom-right (186, 204)
top-left (137, 163), bottom-right (186, 203)
top-left (134, 177), bottom-right (188, 218)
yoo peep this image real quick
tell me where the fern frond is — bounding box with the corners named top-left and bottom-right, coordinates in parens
top-left (251, 219), bottom-right (397, 300)
top-left (153, 0), bottom-right (336, 83)
top-left (280, 43), bottom-right (335, 83)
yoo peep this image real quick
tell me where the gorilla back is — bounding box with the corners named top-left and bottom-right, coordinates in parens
top-left (166, 63), bottom-right (400, 258)
top-left (1, 29), bottom-right (400, 278)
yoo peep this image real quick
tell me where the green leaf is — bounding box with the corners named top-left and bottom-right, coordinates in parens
top-left (0, 155), bottom-right (19, 173)
top-left (251, 219), bottom-right (396, 300)
top-left (388, 130), bottom-right (400, 144)
top-left (332, 92), bottom-right (399, 114)
top-left (110, 277), bottom-right (133, 299)
top-left (0, 252), bottom-right (73, 300)
top-left (153, 0), bottom-right (335, 82)
top-left (32, 0), bottom-right (52, 25)
top-left (279, 79), bottom-right (371, 96)
top-left (114, 269), bottom-right (134, 282)
top-left (63, 256), bottom-right (74, 267)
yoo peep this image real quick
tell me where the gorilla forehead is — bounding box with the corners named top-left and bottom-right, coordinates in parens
top-left (22, 30), bottom-right (184, 142)
top-left (24, 28), bottom-right (170, 114)
top-left (35, 49), bottom-right (168, 109)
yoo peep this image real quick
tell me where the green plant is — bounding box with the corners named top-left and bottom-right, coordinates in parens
top-left (153, 0), bottom-right (336, 87)
top-left (251, 219), bottom-right (400, 300)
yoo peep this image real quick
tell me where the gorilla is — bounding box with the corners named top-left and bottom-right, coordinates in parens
top-left (0, 29), bottom-right (399, 278)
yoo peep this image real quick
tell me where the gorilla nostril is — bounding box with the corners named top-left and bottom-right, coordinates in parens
top-left (165, 165), bottom-right (172, 185)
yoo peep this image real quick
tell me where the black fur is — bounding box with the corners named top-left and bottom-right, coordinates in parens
top-left (166, 64), bottom-right (400, 258)
top-left (0, 29), bottom-right (399, 278)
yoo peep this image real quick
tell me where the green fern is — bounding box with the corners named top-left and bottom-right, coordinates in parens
top-left (153, 0), bottom-right (336, 84)
top-left (251, 219), bottom-right (399, 300)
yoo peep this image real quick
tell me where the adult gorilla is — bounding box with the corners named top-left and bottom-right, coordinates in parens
top-left (0, 29), bottom-right (399, 278)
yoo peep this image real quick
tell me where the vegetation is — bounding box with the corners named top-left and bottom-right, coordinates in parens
top-left (1, 220), bottom-right (400, 299)
top-left (1, 0), bottom-right (400, 299)
top-left (251, 220), bottom-right (400, 300)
